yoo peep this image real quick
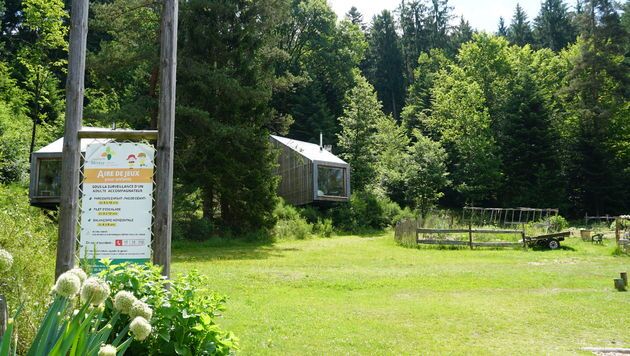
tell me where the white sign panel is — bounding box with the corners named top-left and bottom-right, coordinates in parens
top-left (80, 142), bottom-right (154, 269)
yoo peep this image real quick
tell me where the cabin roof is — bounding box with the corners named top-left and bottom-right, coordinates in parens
top-left (271, 135), bottom-right (347, 165)
top-left (35, 127), bottom-right (127, 154)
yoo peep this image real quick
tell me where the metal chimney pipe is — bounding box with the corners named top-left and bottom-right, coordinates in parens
top-left (320, 132), bottom-right (323, 150)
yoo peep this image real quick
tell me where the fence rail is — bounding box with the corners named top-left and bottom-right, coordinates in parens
top-left (395, 218), bottom-right (526, 249)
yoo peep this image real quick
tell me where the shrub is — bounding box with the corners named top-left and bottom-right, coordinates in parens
top-left (99, 261), bottom-right (238, 355)
top-left (273, 199), bottom-right (312, 240)
top-left (313, 218), bottom-right (334, 237)
top-left (0, 185), bottom-right (56, 353)
top-left (330, 190), bottom-right (407, 232)
top-left (547, 215), bottom-right (569, 232)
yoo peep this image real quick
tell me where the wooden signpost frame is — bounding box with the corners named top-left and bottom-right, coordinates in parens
top-left (56, 0), bottom-right (177, 278)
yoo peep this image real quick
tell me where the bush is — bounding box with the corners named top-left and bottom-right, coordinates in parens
top-left (99, 261), bottom-right (238, 355)
top-left (313, 218), bottom-right (334, 237)
top-left (547, 215), bottom-right (569, 232)
top-left (273, 199), bottom-right (313, 240)
top-left (0, 185), bottom-right (57, 353)
top-left (330, 190), bottom-right (408, 232)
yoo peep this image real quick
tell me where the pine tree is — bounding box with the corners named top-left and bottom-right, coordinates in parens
top-left (497, 16), bottom-right (508, 37)
top-left (337, 72), bottom-right (385, 191)
top-left (398, 0), bottom-right (429, 81)
top-left (176, 0), bottom-right (285, 233)
top-left (346, 6), bottom-right (366, 31)
top-left (499, 66), bottom-right (562, 207)
top-left (427, 0), bottom-right (453, 49)
top-left (508, 3), bottom-right (534, 46)
top-left (534, 0), bottom-right (577, 51)
top-left (562, 0), bottom-right (630, 214)
top-left (365, 10), bottom-right (406, 119)
top-left (449, 16), bottom-right (474, 55)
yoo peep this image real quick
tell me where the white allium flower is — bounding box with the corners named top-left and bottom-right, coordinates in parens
top-left (129, 316), bottom-right (152, 341)
top-left (98, 344), bottom-right (117, 356)
top-left (81, 277), bottom-right (110, 306)
top-left (68, 267), bottom-right (87, 283)
top-left (0, 248), bottom-right (13, 272)
top-left (113, 291), bottom-right (137, 315)
top-left (129, 299), bottom-right (153, 321)
top-left (54, 271), bottom-right (81, 297)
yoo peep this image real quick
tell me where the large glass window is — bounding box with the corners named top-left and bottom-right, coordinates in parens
top-left (37, 159), bottom-right (62, 197)
top-left (317, 166), bottom-right (346, 197)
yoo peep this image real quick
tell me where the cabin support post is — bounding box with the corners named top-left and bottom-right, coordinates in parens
top-left (56, 0), bottom-right (88, 278)
top-left (153, 0), bottom-right (178, 278)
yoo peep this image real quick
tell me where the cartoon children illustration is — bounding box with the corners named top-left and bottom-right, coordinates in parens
top-left (127, 154), bottom-right (137, 168)
top-left (137, 152), bottom-right (147, 167)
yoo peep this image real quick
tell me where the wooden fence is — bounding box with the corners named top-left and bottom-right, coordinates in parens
top-left (395, 218), bottom-right (525, 249)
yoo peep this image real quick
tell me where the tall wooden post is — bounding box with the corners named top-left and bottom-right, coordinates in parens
top-left (153, 0), bottom-right (178, 277)
top-left (56, 0), bottom-right (88, 278)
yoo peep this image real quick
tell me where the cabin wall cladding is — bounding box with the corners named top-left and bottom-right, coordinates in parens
top-left (273, 140), bottom-right (313, 206)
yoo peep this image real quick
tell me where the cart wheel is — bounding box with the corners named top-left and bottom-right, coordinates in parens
top-left (548, 239), bottom-right (560, 250)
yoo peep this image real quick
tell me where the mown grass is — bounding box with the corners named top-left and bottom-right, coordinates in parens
top-left (172, 233), bottom-right (628, 355)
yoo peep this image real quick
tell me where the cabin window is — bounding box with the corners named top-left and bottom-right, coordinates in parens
top-left (36, 159), bottom-right (62, 197)
top-left (317, 166), bottom-right (346, 197)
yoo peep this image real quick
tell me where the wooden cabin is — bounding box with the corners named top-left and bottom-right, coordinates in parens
top-left (271, 135), bottom-right (351, 205)
top-left (29, 128), bottom-right (113, 208)
top-left (30, 131), bottom-right (351, 208)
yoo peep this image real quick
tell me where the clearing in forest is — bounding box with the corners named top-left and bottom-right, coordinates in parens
top-left (172, 233), bottom-right (628, 355)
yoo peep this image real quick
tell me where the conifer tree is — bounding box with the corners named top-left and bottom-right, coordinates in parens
top-left (508, 3), bottom-right (534, 46)
top-left (449, 16), bottom-right (474, 55)
top-left (497, 17), bottom-right (509, 37)
top-left (365, 10), bottom-right (405, 119)
top-left (534, 0), bottom-right (576, 51)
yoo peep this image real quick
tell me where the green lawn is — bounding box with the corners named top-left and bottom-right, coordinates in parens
top-left (172, 233), bottom-right (629, 355)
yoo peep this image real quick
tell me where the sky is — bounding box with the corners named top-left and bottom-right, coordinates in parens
top-left (329, 0), bottom-right (548, 33)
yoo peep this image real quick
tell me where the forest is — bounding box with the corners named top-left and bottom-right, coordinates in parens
top-left (0, 0), bottom-right (628, 237)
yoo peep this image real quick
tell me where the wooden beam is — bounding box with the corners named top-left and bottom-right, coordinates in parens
top-left (416, 239), bottom-right (469, 246)
top-left (153, 0), bottom-right (178, 278)
top-left (78, 129), bottom-right (158, 140)
top-left (56, 0), bottom-right (88, 278)
top-left (416, 228), bottom-right (522, 234)
top-left (0, 295), bottom-right (7, 338)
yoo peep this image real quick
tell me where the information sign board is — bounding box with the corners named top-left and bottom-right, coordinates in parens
top-left (80, 142), bottom-right (154, 270)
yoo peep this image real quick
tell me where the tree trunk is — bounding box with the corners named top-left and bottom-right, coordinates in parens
top-left (202, 186), bottom-right (214, 223)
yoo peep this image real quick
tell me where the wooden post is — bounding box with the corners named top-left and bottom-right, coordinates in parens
top-left (153, 0), bottom-right (178, 278)
top-left (615, 217), bottom-right (621, 243)
top-left (0, 295), bottom-right (7, 337)
top-left (614, 278), bottom-right (626, 291)
top-left (56, 0), bottom-right (88, 278)
top-left (468, 220), bottom-right (473, 250)
top-left (621, 272), bottom-right (628, 287)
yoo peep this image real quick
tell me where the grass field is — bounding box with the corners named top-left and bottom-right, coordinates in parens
top-left (172, 233), bottom-right (628, 355)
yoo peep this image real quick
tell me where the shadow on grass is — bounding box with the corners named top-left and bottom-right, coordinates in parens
top-left (529, 245), bottom-right (577, 252)
top-left (172, 238), bottom-right (301, 262)
top-left (335, 228), bottom-right (388, 238)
